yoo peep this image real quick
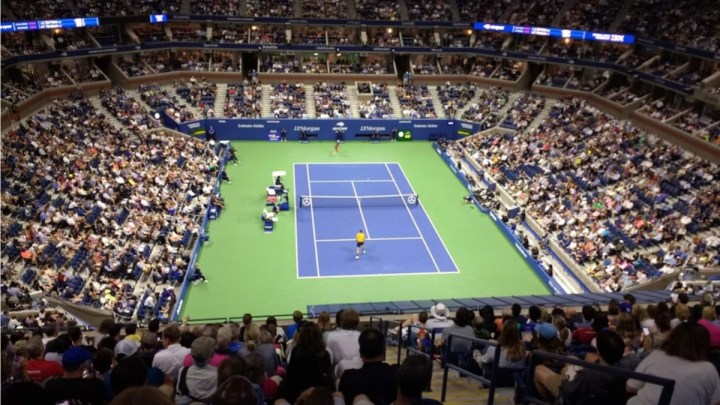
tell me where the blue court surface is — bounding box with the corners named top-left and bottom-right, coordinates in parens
top-left (294, 162), bottom-right (458, 278)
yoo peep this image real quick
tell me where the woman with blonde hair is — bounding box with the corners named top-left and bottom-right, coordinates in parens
top-left (316, 311), bottom-right (333, 334)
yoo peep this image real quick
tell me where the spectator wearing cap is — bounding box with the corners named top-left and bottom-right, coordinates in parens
top-left (532, 322), bottom-right (566, 373)
top-left (153, 325), bottom-right (190, 383)
top-left (114, 339), bottom-right (140, 361)
top-left (425, 303), bottom-right (454, 347)
top-left (25, 336), bottom-right (63, 385)
top-left (176, 336), bottom-right (218, 405)
top-left (44, 346), bottom-right (104, 405)
top-left (338, 328), bottom-right (397, 405)
top-left (326, 308), bottom-right (361, 369)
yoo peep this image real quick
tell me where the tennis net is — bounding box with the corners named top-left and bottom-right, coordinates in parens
top-left (298, 193), bottom-right (419, 208)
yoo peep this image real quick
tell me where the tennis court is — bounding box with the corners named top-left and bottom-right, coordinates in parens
top-left (294, 162), bottom-right (458, 278)
top-left (181, 142), bottom-right (549, 321)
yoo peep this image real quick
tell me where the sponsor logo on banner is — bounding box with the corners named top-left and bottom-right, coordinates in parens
top-left (294, 125), bottom-right (320, 132)
top-left (413, 123), bottom-right (438, 128)
top-left (238, 123), bottom-right (265, 128)
top-left (359, 125), bottom-right (386, 132)
top-left (332, 121), bottom-right (347, 132)
top-left (187, 122), bottom-right (201, 129)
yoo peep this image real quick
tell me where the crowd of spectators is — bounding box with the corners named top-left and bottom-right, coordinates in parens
top-left (191, 0), bottom-right (240, 16)
top-left (300, 60), bottom-right (329, 74)
top-left (246, 0), bottom-right (294, 17)
top-left (412, 61), bottom-right (439, 75)
top-left (474, 33), bottom-right (508, 51)
top-left (329, 60), bottom-right (389, 74)
top-left (470, 59), bottom-right (499, 78)
top-left (293, 28), bottom-right (326, 45)
top-left (1, 32), bottom-right (49, 58)
top-left (270, 82), bottom-right (307, 119)
top-left (402, 29), bottom-right (436, 47)
top-left (142, 53), bottom-right (174, 74)
top-left (175, 51), bottom-right (210, 71)
top-left (620, 0), bottom-right (719, 53)
top-left (534, 67), bottom-right (575, 88)
top-left (436, 82), bottom-right (476, 118)
top-left (118, 59), bottom-right (154, 77)
top-left (500, 93), bottom-right (546, 130)
top-left (250, 27), bottom-right (287, 45)
top-left (441, 31), bottom-right (472, 48)
top-left (99, 87), bottom-right (155, 131)
top-left (302, 0), bottom-right (348, 19)
top-left (368, 28), bottom-right (400, 46)
top-left (456, 0), bottom-right (508, 22)
top-left (1, 85), bottom-right (31, 106)
top-left (558, 0), bottom-right (624, 31)
top-left (51, 30), bottom-right (95, 52)
top-left (211, 26), bottom-right (248, 44)
top-left (131, 24), bottom-right (169, 43)
top-left (459, 96), bottom-right (720, 288)
top-left (6, 0), bottom-right (74, 20)
top-left (507, 0), bottom-right (561, 26)
top-left (1, 89), bottom-right (217, 317)
top-left (406, 0), bottom-right (451, 21)
top-left (568, 70), bottom-right (608, 91)
top-left (170, 24), bottom-right (207, 43)
top-left (358, 84), bottom-right (393, 119)
top-left (356, 0), bottom-right (399, 20)
top-left (461, 86), bottom-right (509, 125)
top-left (396, 83), bottom-right (437, 119)
top-left (493, 61), bottom-right (524, 82)
top-left (224, 81), bottom-right (262, 119)
top-left (263, 59), bottom-right (298, 73)
top-left (176, 77), bottom-right (218, 117)
top-left (73, 0), bottom-right (180, 17)
top-left (140, 84), bottom-right (196, 123)
top-left (326, 28), bottom-right (357, 46)
top-left (314, 82), bottom-right (350, 118)
top-left (639, 99), bottom-right (680, 122)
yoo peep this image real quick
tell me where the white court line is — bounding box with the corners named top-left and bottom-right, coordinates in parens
top-left (296, 162), bottom-right (400, 165)
top-left (309, 179), bottom-right (395, 183)
top-left (293, 164), bottom-right (300, 279)
top-left (351, 180), bottom-right (370, 238)
top-left (384, 163), bottom-right (441, 273)
top-left (316, 237), bottom-right (423, 243)
top-left (306, 164), bottom-right (321, 277)
top-left (298, 271), bottom-right (460, 279)
top-left (396, 163), bottom-right (461, 273)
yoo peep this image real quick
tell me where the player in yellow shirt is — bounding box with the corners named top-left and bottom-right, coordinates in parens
top-left (355, 230), bottom-right (366, 259)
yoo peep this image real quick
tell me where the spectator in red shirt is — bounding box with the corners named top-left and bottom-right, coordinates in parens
top-left (571, 314), bottom-right (609, 346)
top-left (25, 336), bottom-right (63, 385)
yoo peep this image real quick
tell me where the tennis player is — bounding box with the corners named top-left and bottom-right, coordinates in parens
top-left (355, 230), bottom-right (366, 259)
top-left (333, 139), bottom-right (341, 155)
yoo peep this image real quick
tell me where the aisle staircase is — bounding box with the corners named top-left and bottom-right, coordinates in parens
top-left (214, 83), bottom-right (228, 118)
top-left (527, 99), bottom-right (555, 131)
top-left (125, 88), bottom-right (157, 115)
top-left (261, 84), bottom-right (273, 117)
top-left (89, 97), bottom-right (125, 129)
top-left (304, 84), bottom-right (316, 118)
top-left (427, 85), bottom-right (447, 119)
top-left (609, 0), bottom-right (636, 32)
top-left (388, 85), bottom-right (402, 118)
top-left (346, 85), bottom-right (360, 118)
top-left (455, 91), bottom-right (485, 118)
top-left (385, 346), bottom-right (514, 405)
